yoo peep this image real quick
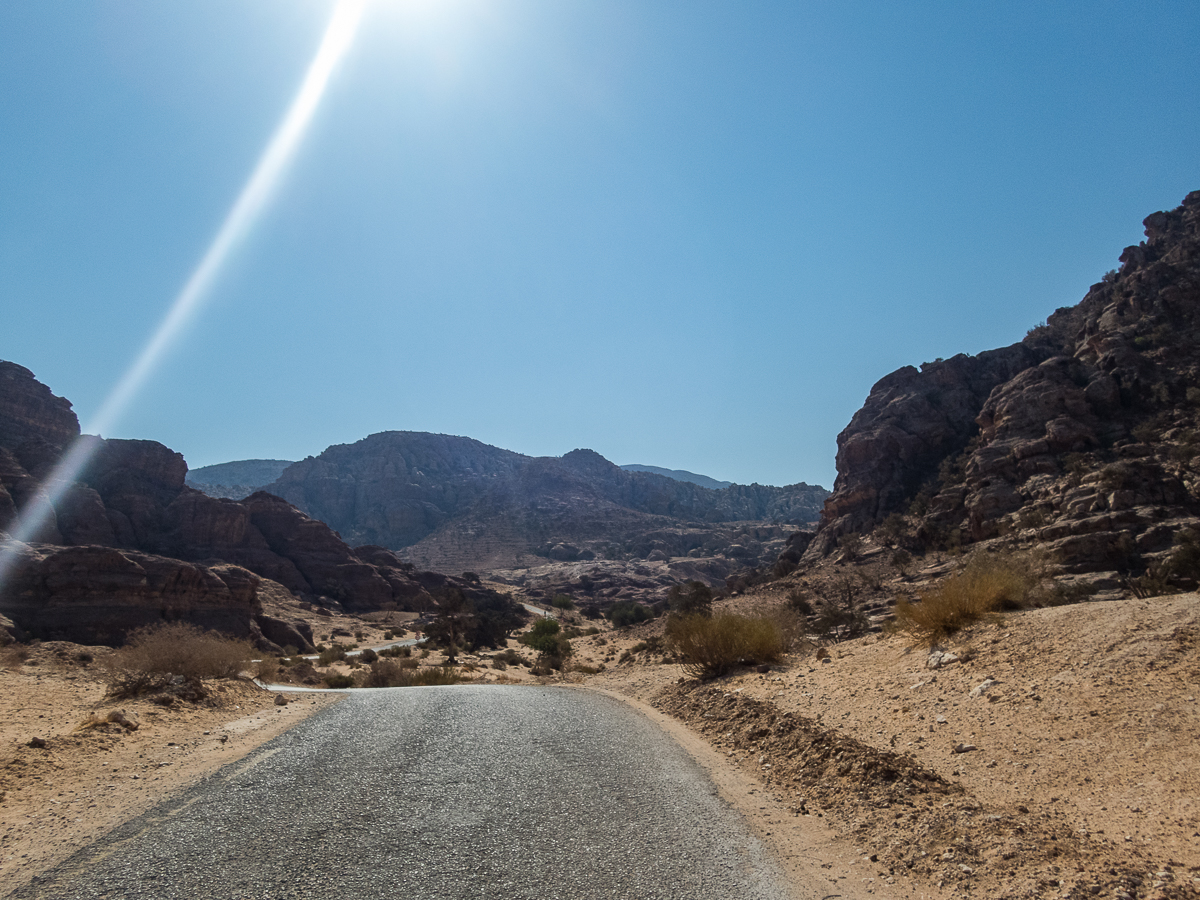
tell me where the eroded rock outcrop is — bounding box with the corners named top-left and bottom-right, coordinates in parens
top-left (811, 191), bottom-right (1200, 583)
top-left (0, 367), bottom-right (510, 644)
top-left (1, 542), bottom-right (261, 646)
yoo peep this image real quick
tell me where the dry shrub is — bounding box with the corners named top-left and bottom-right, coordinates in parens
top-left (0, 644), bottom-right (30, 670)
top-left (894, 552), bottom-right (1038, 644)
top-left (253, 656), bottom-right (282, 682)
top-left (361, 660), bottom-right (467, 687)
top-left (103, 622), bottom-right (252, 699)
top-left (666, 612), bottom-right (795, 679)
top-left (75, 709), bottom-right (140, 732)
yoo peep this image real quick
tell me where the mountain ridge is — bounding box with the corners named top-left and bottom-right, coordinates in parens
top-left (260, 431), bottom-right (828, 571)
top-left (804, 190), bottom-right (1200, 591)
top-left (620, 464), bottom-right (732, 490)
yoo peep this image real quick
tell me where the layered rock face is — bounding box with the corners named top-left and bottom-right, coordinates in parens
top-left (2, 542), bottom-right (261, 646)
top-left (266, 433), bottom-right (828, 571)
top-left (813, 191), bottom-right (1200, 579)
top-left (0, 362), bottom-right (79, 450)
top-left (0, 369), bottom-right (501, 645)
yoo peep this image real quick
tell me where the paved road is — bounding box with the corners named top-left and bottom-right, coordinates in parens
top-left (12, 687), bottom-right (795, 900)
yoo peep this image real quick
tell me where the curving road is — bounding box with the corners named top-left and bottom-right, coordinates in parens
top-left (12, 686), bottom-right (795, 900)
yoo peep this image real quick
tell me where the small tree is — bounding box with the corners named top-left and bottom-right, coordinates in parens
top-left (521, 618), bottom-right (573, 670)
top-left (608, 601), bottom-right (653, 628)
top-left (425, 586), bottom-right (472, 663)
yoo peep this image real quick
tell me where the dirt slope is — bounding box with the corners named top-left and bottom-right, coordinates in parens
top-left (578, 592), bottom-right (1200, 899)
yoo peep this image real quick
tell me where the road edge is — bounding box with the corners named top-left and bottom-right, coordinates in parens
top-left (571, 684), bottom-right (889, 900)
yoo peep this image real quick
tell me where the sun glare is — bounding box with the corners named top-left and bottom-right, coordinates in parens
top-left (0, 0), bottom-right (367, 595)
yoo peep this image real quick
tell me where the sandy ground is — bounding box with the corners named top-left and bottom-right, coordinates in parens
top-left (0, 644), bottom-right (338, 897)
top-left (575, 592), bottom-right (1200, 899)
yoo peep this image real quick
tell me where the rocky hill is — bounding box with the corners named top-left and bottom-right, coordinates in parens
top-left (185, 458), bottom-right (294, 500)
top-left (0, 365), bottom-right (510, 648)
top-left (809, 191), bottom-right (1200, 591)
top-left (263, 433), bottom-right (828, 572)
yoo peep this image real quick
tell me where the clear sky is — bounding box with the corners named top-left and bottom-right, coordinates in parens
top-left (2, 1), bottom-right (1197, 489)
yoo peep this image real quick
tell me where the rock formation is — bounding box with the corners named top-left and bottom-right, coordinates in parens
top-left (810, 191), bottom-right (1200, 587)
top-left (0, 368), bottom-right (504, 647)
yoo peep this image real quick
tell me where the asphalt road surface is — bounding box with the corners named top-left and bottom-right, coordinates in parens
top-left (13, 686), bottom-right (796, 900)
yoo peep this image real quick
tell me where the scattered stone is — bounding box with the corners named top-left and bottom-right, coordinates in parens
top-left (27, 736), bottom-right (47, 749)
top-left (274, 694), bottom-right (289, 706)
top-left (928, 649), bottom-right (960, 670)
top-left (107, 710), bottom-right (139, 730)
top-left (969, 678), bottom-right (999, 699)
top-left (952, 743), bottom-right (978, 754)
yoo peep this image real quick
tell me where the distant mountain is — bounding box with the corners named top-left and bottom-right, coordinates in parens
top-left (265, 433), bottom-right (829, 572)
top-left (620, 464), bottom-right (732, 490)
top-left (186, 459), bottom-right (295, 500)
top-left (187, 459), bottom-right (295, 487)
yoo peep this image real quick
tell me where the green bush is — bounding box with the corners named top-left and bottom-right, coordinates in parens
top-left (607, 601), bottom-right (653, 628)
top-left (322, 672), bottom-right (355, 688)
top-left (551, 594), bottom-right (576, 610)
top-left (666, 613), bottom-right (794, 679)
top-left (520, 618), bottom-right (562, 653)
top-left (358, 648), bottom-right (378, 663)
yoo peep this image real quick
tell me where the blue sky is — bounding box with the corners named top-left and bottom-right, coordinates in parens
top-left (2, 1), bottom-right (1197, 489)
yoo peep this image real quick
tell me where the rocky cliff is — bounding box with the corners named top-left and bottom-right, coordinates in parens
top-left (812, 191), bottom-right (1200, 585)
top-left (0, 368), bottom-right (502, 646)
top-left (264, 434), bottom-right (828, 571)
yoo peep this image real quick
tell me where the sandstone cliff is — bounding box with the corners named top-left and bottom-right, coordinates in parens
top-left (812, 191), bottom-right (1200, 586)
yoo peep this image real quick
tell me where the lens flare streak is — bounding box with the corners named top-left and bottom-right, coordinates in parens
top-left (0, 0), bottom-right (367, 593)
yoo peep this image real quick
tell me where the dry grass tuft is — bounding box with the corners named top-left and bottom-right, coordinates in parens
top-left (894, 552), bottom-right (1039, 644)
top-left (102, 622), bottom-right (252, 699)
top-left (360, 660), bottom-right (469, 687)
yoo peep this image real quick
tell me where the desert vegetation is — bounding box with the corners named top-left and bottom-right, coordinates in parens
top-left (101, 622), bottom-right (251, 701)
top-left (892, 551), bottom-right (1043, 644)
top-left (665, 610), bottom-right (798, 679)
